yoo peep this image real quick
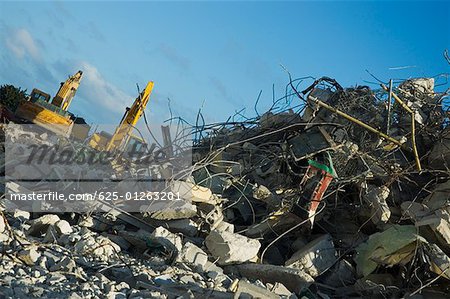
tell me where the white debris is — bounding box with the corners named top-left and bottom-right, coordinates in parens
top-left (171, 180), bottom-right (213, 203)
top-left (285, 234), bottom-right (337, 278)
top-left (205, 230), bottom-right (261, 265)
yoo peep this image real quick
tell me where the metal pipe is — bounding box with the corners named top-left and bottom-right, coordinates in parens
top-left (308, 95), bottom-right (404, 146)
top-left (381, 84), bottom-right (413, 114)
top-left (386, 79), bottom-right (393, 134)
top-left (410, 112), bottom-right (422, 171)
top-left (380, 84), bottom-right (422, 171)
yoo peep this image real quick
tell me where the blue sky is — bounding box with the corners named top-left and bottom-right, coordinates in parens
top-left (0, 1), bottom-right (449, 129)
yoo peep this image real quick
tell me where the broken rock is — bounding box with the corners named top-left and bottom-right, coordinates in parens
top-left (151, 226), bottom-right (183, 255)
top-left (178, 242), bottom-right (208, 271)
top-left (144, 200), bottom-right (197, 220)
top-left (74, 235), bottom-right (121, 261)
top-left (18, 247), bottom-right (40, 266)
top-left (363, 185), bottom-right (391, 224)
top-left (49, 256), bottom-right (76, 272)
top-left (231, 279), bottom-right (279, 299)
top-left (205, 230), bottom-right (261, 265)
top-left (28, 214), bottom-right (60, 236)
top-left (228, 263), bottom-right (313, 294)
top-left (285, 234), bottom-right (337, 278)
top-left (355, 225), bottom-right (426, 277)
top-left (54, 220), bottom-right (73, 235)
top-left (171, 180), bottom-right (213, 203)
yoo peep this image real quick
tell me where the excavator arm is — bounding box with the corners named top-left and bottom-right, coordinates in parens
top-left (51, 70), bottom-right (83, 111)
top-left (106, 81), bottom-right (154, 152)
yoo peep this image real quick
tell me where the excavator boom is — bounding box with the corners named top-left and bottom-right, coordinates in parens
top-left (106, 81), bottom-right (154, 152)
top-left (51, 70), bottom-right (83, 111)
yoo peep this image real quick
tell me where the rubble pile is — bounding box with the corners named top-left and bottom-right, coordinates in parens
top-left (1, 76), bottom-right (450, 298)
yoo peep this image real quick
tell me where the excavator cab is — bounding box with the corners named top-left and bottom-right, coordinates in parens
top-left (14, 71), bottom-right (83, 137)
top-left (125, 134), bottom-right (147, 153)
top-left (30, 89), bottom-right (51, 103)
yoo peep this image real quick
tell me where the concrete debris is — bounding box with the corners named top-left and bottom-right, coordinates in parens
top-left (2, 75), bottom-right (450, 298)
top-left (230, 279), bottom-right (280, 299)
top-left (205, 230), bottom-right (261, 265)
top-left (74, 235), bottom-right (121, 261)
top-left (17, 247), bottom-right (40, 266)
top-left (178, 242), bottom-right (208, 271)
top-left (321, 259), bottom-right (355, 288)
top-left (425, 243), bottom-right (450, 280)
top-left (285, 234), bottom-right (337, 277)
top-left (144, 200), bottom-right (197, 220)
top-left (27, 214), bottom-right (60, 236)
top-left (151, 226), bottom-right (183, 255)
top-left (354, 225), bottom-right (426, 277)
top-left (227, 263), bottom-right (314, 293)
top-left (363, 185), bottom-right (391, 224)
top-left (171, 180), bottom-right (213, 203)
top-left (55, 220), bottom-right (73, 235)
top-left (49, 256), bottom-right (76, 272)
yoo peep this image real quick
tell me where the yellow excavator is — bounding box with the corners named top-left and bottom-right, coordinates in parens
top-left (15, 70), bottom-right (83, 136)
top-left (89, 81), bottom-right (154, 153)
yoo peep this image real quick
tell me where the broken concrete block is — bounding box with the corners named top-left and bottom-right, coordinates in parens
top-left (54, 220), bottom-right (73, 235)
top-left (229, 263), bottom-right (314, 294)
top-left (151, 226), bottom-right (183, 254)
top-left (167, 219), bottom-right (199, 237)
top-left (416, 213), bottom-right (450, 250)
top-left (401, 201), bottom-right (430, 220)
top-left (49, 256), bottom-right (76, 272)
top-left (425, 243), bottom-right (450, 280)
top-left (171, 180), bottom-right (213, 203)
top-left (252, 184), bottom-right (281, 209)
top-left (203, 260), bottom-right (224, 279)
top-left (42, 225), bottom-right (58, 243)
top-left (13, 209), bottom-right (30, 220)
top-left (231, 279), bottom-right (280, 299)
top-left (214, 220), bottom-right (234, 233)
top-left (402, 197), bottom-right (450, 252)
top-left (355, 225), bottom-right (426, 277)
top-left (399, 78), bottom-right (435, 95)
top-left (0, 216), bottom-right (5, 233)
top-left (104, 234), bottom-right (131, 251)
top-left (74, 235), bottom-right (121, 261)
top-left (18, 247), bottom-right (40, 266)
top-left (144, 200), bottom-right (197, 220)
top-left (205, 230), bottom-right (261, 265)
top-left (428, 137), bottom-right (450, 170)
top-left (285, 234), bottom-right (337, 278)
top-left (28, 214), bottom-right (60, 236)
top-left (364, 185), bottom-right (391, 224)
top-left (321, 259), bottom-right (355, 287)
top-left (178, 242), bottom-right (208, 271)
top-left (269, 283), bottom-right (294, 297)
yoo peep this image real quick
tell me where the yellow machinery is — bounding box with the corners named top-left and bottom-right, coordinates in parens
top-left (15, 70), bottom-right (83, 136)
top-left (89, 81), bottom-right (154, 153)
top-left (51, 70), bottom-right (83, 111)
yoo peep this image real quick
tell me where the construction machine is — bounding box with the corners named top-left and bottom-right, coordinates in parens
top-left (89, 81), bottom-right (154, 153)
top-left (14, 70), bottom-right (83, 136)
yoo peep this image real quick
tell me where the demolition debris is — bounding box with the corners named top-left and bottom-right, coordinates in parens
top-left (0, 75), bottom-right (449, 298)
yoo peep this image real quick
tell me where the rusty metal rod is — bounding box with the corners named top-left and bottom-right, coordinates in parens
top-left (308, 95), bottom-right (404, 146)
top-left (386, 79), bottom-right (393, 135)
top-left (381, 84), bottom-right (413, 114)
top-left (410, 112), bottom-right (422, 171)
top-left (380, 84), bottom-right (421, 171)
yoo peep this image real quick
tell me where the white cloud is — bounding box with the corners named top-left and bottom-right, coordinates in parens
top-left (5, 28), bottom-right (40, 61)
top-left (78, 61), bottom-right (133, 115)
